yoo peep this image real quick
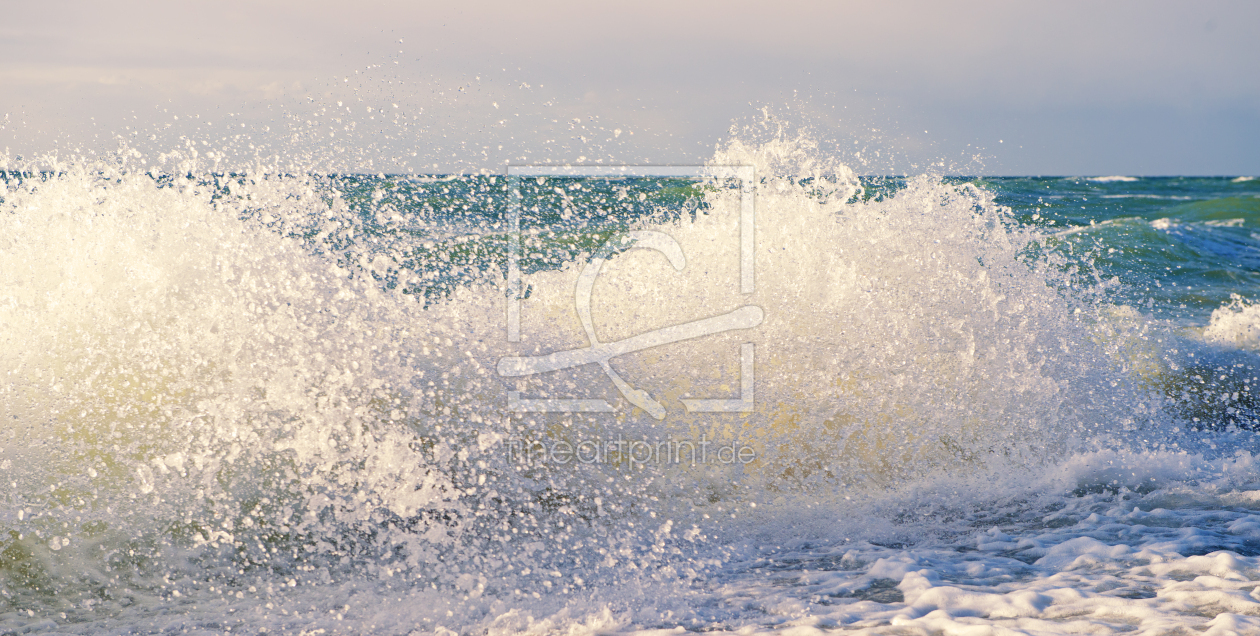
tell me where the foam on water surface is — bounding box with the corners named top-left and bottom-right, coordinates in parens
top-left (1087, 176), bottom-right (1140, 183)
top-left (3, 136), bottom-right (1260, 634)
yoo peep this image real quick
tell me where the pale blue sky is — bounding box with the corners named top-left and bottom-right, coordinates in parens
top-left (1, 0), bottom-right (1256, 174)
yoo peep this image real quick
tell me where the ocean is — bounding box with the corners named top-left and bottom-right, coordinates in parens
top-left (4, 137), bottom-right (1260, 635)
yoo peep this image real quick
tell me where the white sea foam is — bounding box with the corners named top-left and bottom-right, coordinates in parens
top-left (1205, 295), bottom-right (1260, 351)
top-left (1087, 176), bottom-right (1139, 183)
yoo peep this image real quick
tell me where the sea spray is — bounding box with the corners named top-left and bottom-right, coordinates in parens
top-left (0, 135), bottom-right (1243, 632)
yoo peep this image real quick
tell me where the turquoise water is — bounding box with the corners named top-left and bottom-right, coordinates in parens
top-left (4, 148), bottom-right (1260, 634)
top-left (979, 176), bottom-right (1260, 323)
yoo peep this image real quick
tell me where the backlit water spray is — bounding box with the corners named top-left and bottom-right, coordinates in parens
top-left (3, 129), bottom-right (1259, 633)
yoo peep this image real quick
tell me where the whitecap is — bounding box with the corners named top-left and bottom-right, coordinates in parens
top-left (1204, 218), bottom-right (1245, 227)
top-left (1204, 295), bottom-right (1260, 351)
top-left (1102, 194), bottom-right (1191, 200)
top-left (1087, 175), bottom-right (1139, 183)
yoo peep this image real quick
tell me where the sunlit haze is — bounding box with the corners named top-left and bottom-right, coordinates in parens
top-left (2, 0), bottom-right (1257, 174)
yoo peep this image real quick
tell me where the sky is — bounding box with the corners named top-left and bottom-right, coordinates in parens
top-left (0, 0), bottom-right (1257, 175)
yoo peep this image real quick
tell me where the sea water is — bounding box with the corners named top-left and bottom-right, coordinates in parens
top-left (4, 136), bottom-right (1260, 634)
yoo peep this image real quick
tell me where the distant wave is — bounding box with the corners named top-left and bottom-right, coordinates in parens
top-left (1101, 194), bottom-right (1191, 200)
top-left (1088, 175), bottom-right (1139, 183)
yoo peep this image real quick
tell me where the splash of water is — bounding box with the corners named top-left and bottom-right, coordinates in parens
top-left (0, 133), bottom-right (1164, 629)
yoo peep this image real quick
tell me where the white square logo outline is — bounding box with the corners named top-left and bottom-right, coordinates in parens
top-left (499, 165), bottom-right (758, 418)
